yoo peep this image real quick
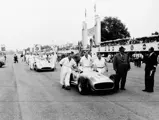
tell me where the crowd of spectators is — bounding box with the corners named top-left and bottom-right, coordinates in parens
top-left (101, 35), bottom-right (159, 47)
top-left (58, 35), bottom-right (159, 51)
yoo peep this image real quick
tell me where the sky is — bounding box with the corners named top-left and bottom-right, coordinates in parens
top-left (0, 0), bottom-right (159, 50)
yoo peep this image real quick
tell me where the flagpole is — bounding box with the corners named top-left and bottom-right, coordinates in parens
top-left (85, 8), bottom-right (87, 23)
top-left (93, 2), bottom-right (97, 46)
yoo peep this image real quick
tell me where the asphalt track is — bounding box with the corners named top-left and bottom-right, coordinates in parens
top-left (0, 55), bottom-right (159, 120)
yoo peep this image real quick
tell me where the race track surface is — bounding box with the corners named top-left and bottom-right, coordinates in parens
top-left (0, 55), bottom-right (159, 120)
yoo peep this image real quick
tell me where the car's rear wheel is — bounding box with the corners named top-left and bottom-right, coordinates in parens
top-left (78, 77), bottom-right (90, 95)
top-left (70, 73), bottom-right (74, 87)
top-left (0, 62), bottom-right (2, 67)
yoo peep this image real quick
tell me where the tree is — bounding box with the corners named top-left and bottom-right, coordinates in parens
top-left (152, 31), bottom-right (159, 35)
top-left (41, 45), bottom-right (52, 51)
top-left (26, 47), bottom-right (30, 51)
top-left (101, 17), bottom-right (130, 41)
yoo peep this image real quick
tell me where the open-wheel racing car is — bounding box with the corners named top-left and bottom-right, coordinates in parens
top-left (33, 57), bottom-right (55, 71)
top-left (0, 56), bottom-right (5, 67)
top-left (70, 67), bottom-right (116, 95)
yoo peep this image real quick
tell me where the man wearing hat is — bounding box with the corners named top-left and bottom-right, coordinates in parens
top-left (143, 47), bottom-right (157, 92)
top-left (113, 46), bottom-right (131, 91)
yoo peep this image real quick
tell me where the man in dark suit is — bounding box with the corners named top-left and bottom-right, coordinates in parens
top-left (143, 47), bottom-right (157, 92)
top-left (113, 46), bottom-right (131, 92)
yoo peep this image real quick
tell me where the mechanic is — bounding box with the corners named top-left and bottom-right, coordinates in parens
top-left (59, 51), bottom-right (77, 90)
top-left (49, 52), bottom-right (56, 68)
top-left (27, 53), bottom-right (31, 65)
top-left (93, 52), bottom-right (108, 74)
top-left (79, 51), bottom-right (93, 71)
top-left (25, 53), bottom-right (29, 64)
top-left (43, 53), bottom-right (47, 59)
top-left (29, 53), bottom-right (35, 70)
top-left (46, 54), bottom-right (50, 62)
top-left (53, 52), bottom-right (57, 69)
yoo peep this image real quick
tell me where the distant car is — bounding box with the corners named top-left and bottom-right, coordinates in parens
top-left (33, 57), bottom-right (55, 71)
top-left (70, 67), bottom-right (115, 95)
top-left (0, 56), bottom-right (5, 67)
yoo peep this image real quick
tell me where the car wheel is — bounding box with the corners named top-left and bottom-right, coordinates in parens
top-left (0, 63), bottom-right (2, 67)
top-left (77, 77), bottom-right (90, 95)
top-left (70, 73), bottom-right (74, 87)
top-left (109, 74), bottom-right (117, 92)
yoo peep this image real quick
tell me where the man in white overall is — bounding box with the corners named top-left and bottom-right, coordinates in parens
top-left (25, 54), bottom-right (28, 64)
top-left (29, 53), bottom-right (35, 70)
top-left (93, 52), bottom-right (108, 74)
top-left (49, 52), bottom-right (55, 68)
top-left (79, 51), bottom-right (93, 72)
top-left (26, 53), bottom-right (30, 65)
top-left (53, 52), bottom-right (57, 69)
top-left (43, 53), bottom-right (47, 60)
top-left (59, 52), bottom-right (76, 90)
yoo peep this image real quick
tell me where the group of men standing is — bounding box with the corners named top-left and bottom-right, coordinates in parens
top-left (59, 51), bottom-right (109, 90)
top-left (59, 46), bottom-right (158, 93)
top-left (21, 52), bottom-right (57, 70)
top-left (113, 46), bottom-right (157, 93)
top-left (132, 52), bottom-right (143, 67)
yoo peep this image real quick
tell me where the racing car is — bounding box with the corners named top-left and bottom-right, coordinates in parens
top-left (33, 57), bottom-right (55, 71)
top-left (0, 56), bottom-right (5, 67)
top-left (70, 67), bottom-right (115, 95)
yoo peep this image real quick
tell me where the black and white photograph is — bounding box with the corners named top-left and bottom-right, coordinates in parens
top-left (0, 0), bottom-right (159, 119)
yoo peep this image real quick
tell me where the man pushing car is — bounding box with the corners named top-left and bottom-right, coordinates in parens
top-left (59, 52), bottom-right (77, 90)
top-left (29, 53), bottom-right (35, 70)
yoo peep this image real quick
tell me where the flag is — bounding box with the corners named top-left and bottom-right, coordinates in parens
top-left (94, 3), bottom-right (96, 13)
top-left (85, 9), bottom-right (86, 17)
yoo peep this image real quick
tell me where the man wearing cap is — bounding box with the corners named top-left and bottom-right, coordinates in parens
top-left (113, 46), bottom-right (131, 91)
top-left (143, 47), bottom-right (157, 92)
top-left (59, 51), bottom-right (76, 90)
top-left (79, 51), bottom-right (93, 71)
top-left (93, 52), bottom-right (108, 74)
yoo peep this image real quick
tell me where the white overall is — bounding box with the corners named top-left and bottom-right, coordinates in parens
top-left (80, 55), bottom-right (92, 72)
top-left (29, 55), bottom-right (34, 69)
top-left (59, 57), bottom-right (76, 86)
top-left (93, 57), bottom-right (107, 74)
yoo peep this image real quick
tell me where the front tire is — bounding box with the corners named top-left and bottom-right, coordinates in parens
top-left (0, 62), bottom-right (2, 67)
top-left (77, 77), bottom-right (90, 95)
top-left (70, 73), bottom-right (74, 87)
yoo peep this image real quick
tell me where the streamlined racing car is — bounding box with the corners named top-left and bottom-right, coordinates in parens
top-left (33, 57), bottom-right (55, 71)
top-left (0, 56), bottom-right (5, 67)
top-left (70, 67), bottom-right (115, 95)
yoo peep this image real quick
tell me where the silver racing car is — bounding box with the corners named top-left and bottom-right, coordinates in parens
top-left (70, 67), bottom-right (115, 95)
top-left (33, 57), bottom-right (55, 71)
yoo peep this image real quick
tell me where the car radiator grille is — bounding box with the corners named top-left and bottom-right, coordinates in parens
top-left (42, 67), bottom-right (52, 70)
top-left (94, 82), bottom-right (114, 90)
